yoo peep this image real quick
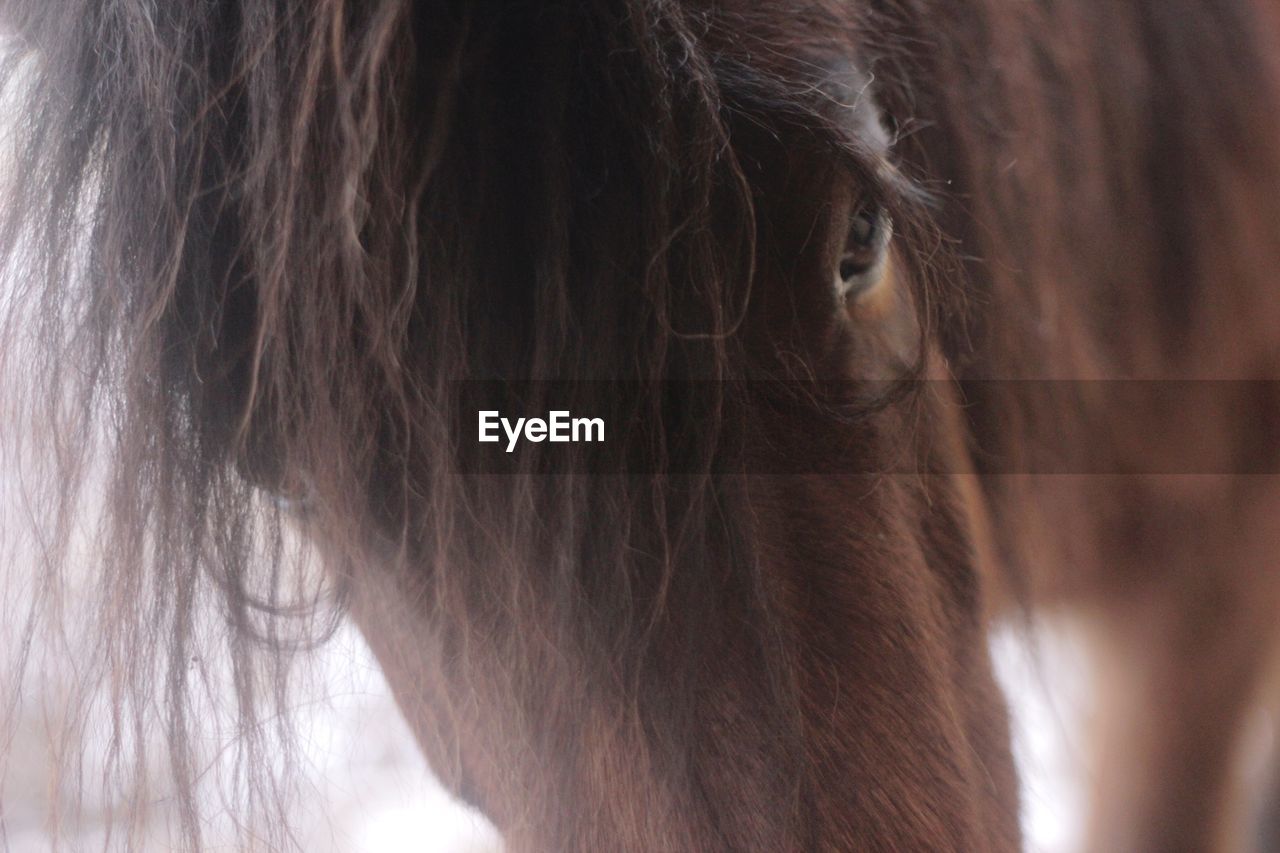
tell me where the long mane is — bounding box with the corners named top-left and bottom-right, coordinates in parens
top-left (0, 2), bottom-right (786, 844)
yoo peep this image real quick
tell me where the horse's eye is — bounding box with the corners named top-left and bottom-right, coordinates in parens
top-left (836, 203), bottom-right (892, 300)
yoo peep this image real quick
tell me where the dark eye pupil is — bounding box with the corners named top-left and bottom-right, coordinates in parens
top-left (850, 207), bottom-right (879, 248)
top-left (840, 205), bottom-right (883, 285)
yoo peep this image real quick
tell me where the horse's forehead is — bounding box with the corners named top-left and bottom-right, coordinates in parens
top-left (696, 4), bottom-right (889, 155)
top-left (700, 0), bottom-right (863, 64)
top-left (819, 60), bottom-right (890, 150)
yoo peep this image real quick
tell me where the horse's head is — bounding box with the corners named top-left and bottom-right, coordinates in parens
top-left (288, 5), bottom-right (1015, 848)
top-left (1, 0), bottom-right (1017, 848)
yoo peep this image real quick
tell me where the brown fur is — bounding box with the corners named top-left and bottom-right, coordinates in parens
top-left (2, 0), bottom-right (1279, 850)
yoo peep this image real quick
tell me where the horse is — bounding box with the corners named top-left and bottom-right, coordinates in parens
top-left (2, 0), bottom-right (1280, 849)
